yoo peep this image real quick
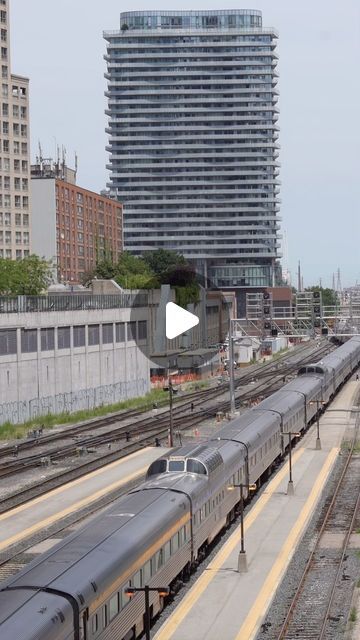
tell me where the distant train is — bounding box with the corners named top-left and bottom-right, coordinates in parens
top-left (1, 337), bottom-right (360, 640)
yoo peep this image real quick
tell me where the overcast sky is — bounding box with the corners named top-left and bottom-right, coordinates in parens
top-left (10, 0), bottom-right (360, 288)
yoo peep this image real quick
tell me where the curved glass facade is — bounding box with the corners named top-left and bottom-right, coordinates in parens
top-left (104, 10), bottom-right (281, 288)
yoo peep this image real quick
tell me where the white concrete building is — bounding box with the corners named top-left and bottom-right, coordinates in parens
top-left (0, 295), bottom-right (150, 424)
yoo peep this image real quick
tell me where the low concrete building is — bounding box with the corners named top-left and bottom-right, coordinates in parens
top-left (0, 292), bottom-right (149, 425)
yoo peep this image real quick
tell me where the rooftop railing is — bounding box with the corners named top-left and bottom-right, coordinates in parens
top-left (0, 293), bottom-right (148, 314)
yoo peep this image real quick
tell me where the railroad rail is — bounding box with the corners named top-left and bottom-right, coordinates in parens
top-left (0, 343), bottom-right (331, 481)
top-left (0, 341), bottom-right (320, 459)
top-left (0, 343), bottom-right (333, 513)
top-left (276, 418), bottom-right (360, 639)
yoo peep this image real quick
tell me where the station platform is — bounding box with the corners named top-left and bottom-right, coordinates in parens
top-left (154, 381), bottom-right (359, 640)
top-left (0, 446), bottom-right (169, 553)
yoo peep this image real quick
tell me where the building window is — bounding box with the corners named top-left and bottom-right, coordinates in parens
top-left (15, 213), bottom-right (21, 226)
top-left (15, 231), bottom-right (21, 244)
top-left (127, 321), bottom-right (136, 341)
top-left (2, 120), bottom-right (7, 134)
top-left (58, 326), bottom-right (70, 349)
top-left (41, 328), bottom-right (55, 351)
top-left (21, 329), bottom-right (37, 353)
top-left (22, 214), bottom-right (29, 226)
top-left (2, 139), bottom-right (9, 152)
top-left (14, 195), bottom-right (21, 208)
top-left (88, 324), bottom-right (99, 346)
top-left (138, 321), bottom-right (147, 340)
top-left (115, 322), bottom-right (125, 343)
top-left (23, 232), bottom-right (29, 245)
top-left (102, 323), bottom-right (113, 344)
top-left (0, 329), bottom-right (17, 355)
top-left (12, 103), bottom-right (19, 117)
top-left (15, 249), bottom-right (22, 260)
top-left (73, 325), bottom-right (85, 347)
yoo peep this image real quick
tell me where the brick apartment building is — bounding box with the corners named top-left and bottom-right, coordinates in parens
top-left (31, 159), bottom-right (123, 283)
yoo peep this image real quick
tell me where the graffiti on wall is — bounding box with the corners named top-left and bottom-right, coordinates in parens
top-left (0, 378), bottom-right (149, 425)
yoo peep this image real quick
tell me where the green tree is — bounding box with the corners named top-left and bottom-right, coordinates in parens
top-left (0, 255), bottom-right (53, 295)
top-left (143, 249), bottom-right (186, 280)
top-left (305, 286), bottom-right (339, 307)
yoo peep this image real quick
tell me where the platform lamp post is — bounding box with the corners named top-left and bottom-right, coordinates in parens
top-left (309, 399), bottom-right (326, 450)
top-left (227, 482), bottom-right (257, 572)
top-left (280, 432), bottom-right (301, 495)
top-left (125, 586), bottom-right (170, 640)
top-left (164, 359), bottom-right (178, 447)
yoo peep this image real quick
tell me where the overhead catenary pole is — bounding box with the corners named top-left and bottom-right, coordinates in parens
top-left (229, 319), bottom-right (236, 415)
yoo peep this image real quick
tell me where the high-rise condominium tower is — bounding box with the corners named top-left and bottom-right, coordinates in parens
top-left (0, 0), bottom-right (31, 259)
top-left (104, 10), bottom-right (281, 290)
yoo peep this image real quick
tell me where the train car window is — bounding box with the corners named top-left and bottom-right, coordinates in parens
top-left (212, 499), bottom-right (216, 509)
top-left (169, 460), bottom-right (185, 472)
top-left (122, 581), bottom-right (131, 609)
top-left (201, 505), bottom-right (206, 520)
top-left (102, 605), bottom-right (108, 628)
top-left (172, 532), bottom-right (179, 553)
top-left (147, 459), bottom-right (167, 476)
top-left (133, 570), bottom-right (142, 588)
top-left (92, 614), bottom-right (98, 634)
top-left (143, 559), bottom-right (152, 584)
top-left (164, 540), bottom-right (171, 561)
top-left (205, 501), bottom-right (209, 517)
top-left (222, 490), bottom-right (225, 499)
top-left (109, 593), bottom-right (119, 621)
top-left (156, 548), bottom-right (164, 570)
top-left (186, 459), bottom-right (207, 474)
top-left (193, 513), bottom-right (197, 526)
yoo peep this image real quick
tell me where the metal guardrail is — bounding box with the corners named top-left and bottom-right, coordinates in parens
top-left (0, 293), bottom-right (148, 314)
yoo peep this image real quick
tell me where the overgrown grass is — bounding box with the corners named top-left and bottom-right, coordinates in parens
top-left (349, 607), bottom-right (357, 623)
top-left (0, 388), bottom-right (168, 441)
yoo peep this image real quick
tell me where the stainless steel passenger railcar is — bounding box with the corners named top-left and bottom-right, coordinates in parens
top-left (1, 337), bottom-right (360, 640)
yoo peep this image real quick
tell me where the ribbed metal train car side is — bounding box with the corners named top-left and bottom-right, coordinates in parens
top-left (320, 336), bottom-right (360, 392)
top-left (0, 487), bottom-right (192, 640)
top-left (2, 338), bottom-right (360, 640)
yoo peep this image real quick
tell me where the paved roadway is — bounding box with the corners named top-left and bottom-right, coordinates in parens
top-left (0, 447), bottom-right (169, 553)
top-left (154, 381), bottom-right (359, 640)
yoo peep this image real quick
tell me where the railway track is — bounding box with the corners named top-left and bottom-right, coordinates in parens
top-left (0, 343), bottom-right (331, 479)
top-left (0, 342), bottom-right (333, 513)
top-left (0, 343), bottom-right (334, 588)
top-left (275, 419), bottom-right (360, 640)
top-left (0, 341), bottom-right (329, 461)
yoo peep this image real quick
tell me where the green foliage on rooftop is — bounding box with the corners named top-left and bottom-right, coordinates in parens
top-left (84, 248), bottom-right (200, 305)
top-left (0, 255), bottom-right (53, 295)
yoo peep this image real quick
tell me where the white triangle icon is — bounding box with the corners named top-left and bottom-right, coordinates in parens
top-left (166, 302), bottom-right (199, 340)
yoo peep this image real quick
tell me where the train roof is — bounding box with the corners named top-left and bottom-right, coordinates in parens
top-left (279, 376), bottom-right (322, 395)
top-left (1, 486), bottom-right (190, 610)
top-left (0, 589), bottom-right (73, 640)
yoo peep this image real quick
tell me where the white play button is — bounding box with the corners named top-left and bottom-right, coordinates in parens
top-left (166, 302), bottom-right (199, 340)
